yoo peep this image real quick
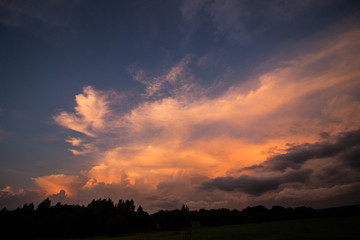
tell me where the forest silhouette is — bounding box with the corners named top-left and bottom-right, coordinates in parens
top-left (1, 198), bottom-right (359, 238)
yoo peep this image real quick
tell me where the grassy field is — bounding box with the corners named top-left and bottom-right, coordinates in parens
top-left (65, 216), bottom-right (360, 240)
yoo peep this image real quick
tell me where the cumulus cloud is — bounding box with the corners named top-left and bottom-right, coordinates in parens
top-left (32, 174), bottom-right (85, 197)
top-left (50, 25), bottom-right (360, 210)
top-left (2, 21), bottom-right (360, 211)
top-left (54, 86), bottom-right (110, 137)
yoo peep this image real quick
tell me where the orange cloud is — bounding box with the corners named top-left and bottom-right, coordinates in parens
top-left (54, 86), bottom-right (109, 137)
top-left (1, 186), bottom-right (25, 196)
top-left (32, 174), bottom-right (84, 197)
top-left (45, 25), bottom-right (360, 210)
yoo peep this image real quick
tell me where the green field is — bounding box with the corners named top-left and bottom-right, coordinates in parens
top-left (65, 216), bottom-right (360, 240)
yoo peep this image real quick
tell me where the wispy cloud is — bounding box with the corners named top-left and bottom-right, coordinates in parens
top-left (181, 0), bottom-right (340, 42)
top-left (0, 0), bottom-right (78, 27)
top-left (54, 86), bottom-right (110, 137)
top-left (129, 55), bottom-right (194, 98)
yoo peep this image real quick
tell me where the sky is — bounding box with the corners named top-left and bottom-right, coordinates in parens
top-left (1, 0), bottom-right (360, 212)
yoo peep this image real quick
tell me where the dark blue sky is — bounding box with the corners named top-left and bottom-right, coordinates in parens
top-left (1, 0), bottom-right (360, 210)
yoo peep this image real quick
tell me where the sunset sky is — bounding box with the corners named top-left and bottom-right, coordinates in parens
top-left (1, 0), bottom-right (360, 212)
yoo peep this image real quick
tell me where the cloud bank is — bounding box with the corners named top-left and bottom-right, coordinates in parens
top-left (2, 22), bottom-right (360, 211)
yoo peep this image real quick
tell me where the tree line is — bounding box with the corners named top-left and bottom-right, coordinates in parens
top-left (1, 198), bottom-right (359, 239)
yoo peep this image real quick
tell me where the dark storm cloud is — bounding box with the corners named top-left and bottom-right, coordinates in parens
top-left (199, 169), bottom-right (312, 196)
top-left (339, 145), bottom-right (360, 169)
top-left (201, 129), bottom-right (360, 197)
top-left (265, 129), bottom-right (360, 171)
top-left (313, 162), bottom-right (360, 187)
top-left (238, 164), bottom-right (264, 172)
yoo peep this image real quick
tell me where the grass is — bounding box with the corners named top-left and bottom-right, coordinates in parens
top-left (63, 216), bottom-right (360, 240)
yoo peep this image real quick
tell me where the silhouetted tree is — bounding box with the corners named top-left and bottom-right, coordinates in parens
top-left (1, 197), bottom-right (359, 239)
top-left (137, 205), bottom-right (144, 213)
top-left (181, 204), bottom-right (189, 212)
top-left (37, 198), bottom-right (51, 212)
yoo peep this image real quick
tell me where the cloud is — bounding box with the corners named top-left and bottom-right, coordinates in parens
top-left (200, 127), bottom-right (360, 197)
top-left (338, 145), bottom-right (360, 169)
top-left (199, 128), bottom-right (360, 199)
top-left (32, 174), bottom-right (85, 197)
top-left (199, 169), bottom-right (312, 195)
top-left (264, 129), bottom-right (360, 171)
top-left (0, 186), bottom-right (45, 210)
top-left (0, 0), bottom-right (80, 46)
top-left (129, 55), bottom-right (194, 98)
top-left (181, 0), bottom-right (250, 42)
top-left (2, 20), bottom-right (360, 211)
top-left (181, 0), bottom-right (341, 42)
top-left (54, 86), bottom-right (110, 137)
top-left (49, 24), bottom-right (360, 210)
top-left (65, 137), bottom-right (83, 146)
top-left (0, 0), bottom-right (79, 27)
top-left (270, 182), bottom-right (360, 208)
